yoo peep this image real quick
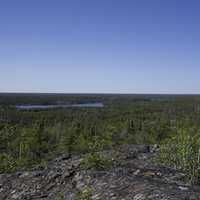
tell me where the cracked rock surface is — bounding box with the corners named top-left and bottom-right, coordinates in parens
top-left (1, 145), bottom-right (200, 200)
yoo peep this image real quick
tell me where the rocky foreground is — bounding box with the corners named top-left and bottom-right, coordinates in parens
top-left (1, 145), bottom-right (200, 200)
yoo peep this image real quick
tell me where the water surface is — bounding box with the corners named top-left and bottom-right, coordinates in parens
top-left (16, 102), bottom-right (104, 110)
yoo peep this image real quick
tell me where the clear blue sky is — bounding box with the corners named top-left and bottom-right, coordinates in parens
top-left (0, 0), bottom-right (200, 94)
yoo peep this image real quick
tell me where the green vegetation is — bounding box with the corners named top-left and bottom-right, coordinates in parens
top-left (56, 192), bottom-right (65, 200)
top-left (75, 187), bottom-right (93, 200)
top-left (1, 94), bottom-right (200, 183)
top-left (81, 152), bottom-right (113, 170)
top-left (158, 127), bottom-right (200, 184)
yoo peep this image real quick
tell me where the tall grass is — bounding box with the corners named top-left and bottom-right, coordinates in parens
top-left (158, 128), bottom-right (200, 184)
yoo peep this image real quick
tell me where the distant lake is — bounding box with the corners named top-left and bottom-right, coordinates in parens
top-left (16, 102), bottom-right (104, 110)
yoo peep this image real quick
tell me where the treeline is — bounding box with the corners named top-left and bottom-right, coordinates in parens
top-left (1, 95), bottom-right (200, 176)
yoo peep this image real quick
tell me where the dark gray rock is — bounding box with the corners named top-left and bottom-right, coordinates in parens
top-left (1, 145), bottom-right (200, 200)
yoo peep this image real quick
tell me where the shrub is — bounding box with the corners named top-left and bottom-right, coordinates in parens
top-left (158, 128), bottom-right (200, 184)
top-left (75, 187), bottom-right (93, 200)
top-left (81, 152), bottom-right (113, 170)
top-left (56, 192), bottom-right (65, 200)
top-left (0, 153), bottom-right (17, 173)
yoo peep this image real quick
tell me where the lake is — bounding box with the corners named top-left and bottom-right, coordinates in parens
top-left (16, 102), bottom-right (104, 110)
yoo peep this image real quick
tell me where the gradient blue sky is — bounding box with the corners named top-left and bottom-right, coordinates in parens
top-left (0, 0), bottom-right (200, 94)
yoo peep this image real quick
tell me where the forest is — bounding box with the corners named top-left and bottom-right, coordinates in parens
top-left (1, 93), bottom-right (200, 183)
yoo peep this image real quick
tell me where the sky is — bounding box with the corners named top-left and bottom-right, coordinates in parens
top-left (0, 0), bottom-right (200, 94)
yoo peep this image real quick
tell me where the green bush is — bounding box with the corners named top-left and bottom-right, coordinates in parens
top-left (56, 192), bottom-right (65, 200)
top-left (158, 128), bottom-right (200, 184)
top-left (81, 152), bottom-right (113, 170)
top-left (75, 187), bottom-right (93, 200)
top-left (0, 153), bottom-right (17, 173)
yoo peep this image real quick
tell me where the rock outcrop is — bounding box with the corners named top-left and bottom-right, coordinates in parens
top-left (1, 145), bottom-right (200, 200)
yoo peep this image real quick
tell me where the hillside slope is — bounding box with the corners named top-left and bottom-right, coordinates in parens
top-left (1, 145), bottom-right (200, 200)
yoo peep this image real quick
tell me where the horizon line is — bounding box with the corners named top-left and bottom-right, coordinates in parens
top-left (1, 92), bottom-right (200, 96)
